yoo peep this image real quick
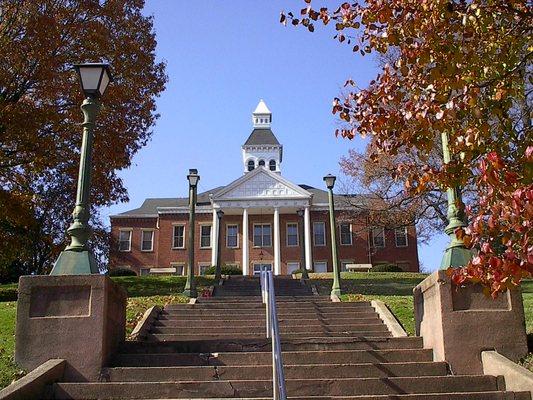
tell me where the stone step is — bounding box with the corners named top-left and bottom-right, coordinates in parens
top-left (153, 317), bottom-right (384, 328)
top-left (198, 296), bottom-right (326, 302)
top-left (181, 302), bottom-right (371, 309)
top-left (52, 375), bottom-right (502, 399)
top-left (112, 348), bottom-right (432, 367)
top-left (149, 324), bottom-right (390, 335)
top-left (146, 331), bottom-right (392, 341)
top-left (162, 305), bottom-right (375, 313)
top-left (158, 311), bottom-right (380, 320)
top-left (103, 361), bottom-right (448, 381)
top-left (117, 394), bottom-right (532, 400)
top-left (119, 337), bottom-right (424, 353)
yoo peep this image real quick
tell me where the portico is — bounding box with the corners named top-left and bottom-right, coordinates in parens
top-left (209, 166), bottom-right (313, 275)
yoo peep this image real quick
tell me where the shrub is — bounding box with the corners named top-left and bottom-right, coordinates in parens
top-left (0, 285), bottom-right (17, 301)
top-left (372, 264), bottom-right (404, 272)
top-left (203, 265), bottom-right (242, 275)
top-left (108, 267), bottom-right (138, 277)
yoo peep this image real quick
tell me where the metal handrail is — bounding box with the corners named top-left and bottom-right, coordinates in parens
top-left (260, 269), bottom-right (287, 400)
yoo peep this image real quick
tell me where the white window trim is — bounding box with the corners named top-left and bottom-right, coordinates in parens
top-left (372, 227), bottom-right (386, 249)
top-left (253, 223), bottom-right (272, 248)
top-left (313, 260), bottom-right (328, 273)
top-left (198, 262), bottom-right (212, 275)
top-left (170, 262), bottom-right (187, 276)
top-left (339, 223), bottom-right (353, 246)
top-left (199, 223), bottom-right (212, 249)
top-left (395, 227), bottom-right (409, 247)
top-left (286, 261), bottom-right (300, 274)
top-left (313, 221), bottom-right (326, 247)
top-left (140, 229), bottom-right (155, 252)
top-left (226, 224), bottom-right (239, 248)
top-left (286, 222), bottom-right (299, 247)
top-left (171, 224), bottom-right (186, 249)
top-left (118, 228), bottom-right (133, 252)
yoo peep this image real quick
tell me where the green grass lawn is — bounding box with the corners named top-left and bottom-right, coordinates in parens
top-left (0, 273), bottom-right (531, 389)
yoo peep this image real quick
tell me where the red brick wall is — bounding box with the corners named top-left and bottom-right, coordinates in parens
top-left (110, 210), bottom-right (420, 275)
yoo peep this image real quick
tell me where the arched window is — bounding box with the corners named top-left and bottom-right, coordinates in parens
top-left (269, 159), bottom-right (276, 171)
top-left (258, 159), bottom-right (265, 167)
top-left (247, 159), bottom-right (255, 171)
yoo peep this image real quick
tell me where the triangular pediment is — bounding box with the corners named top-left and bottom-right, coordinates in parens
top-left (213, 167), bottom-right (311, 200)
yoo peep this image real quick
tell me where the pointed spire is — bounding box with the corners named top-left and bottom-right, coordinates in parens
top-left (252, 99), bottom-right (272, 128)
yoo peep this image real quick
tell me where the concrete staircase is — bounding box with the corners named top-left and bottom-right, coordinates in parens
top-left (51, 276), bottom-right (531, 399)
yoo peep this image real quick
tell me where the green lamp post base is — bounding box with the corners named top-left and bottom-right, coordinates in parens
top-left (330, 287), bottom-right (341, 297)
top-left (440, 241), bottom-right (473, 270)
top-left (182, 288), bottom-right (197, 298)
top-left (50, 250), bottom-right (99, 275)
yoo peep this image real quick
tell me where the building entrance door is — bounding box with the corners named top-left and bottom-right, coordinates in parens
top-left (253, 263), bottom-right (272, 276)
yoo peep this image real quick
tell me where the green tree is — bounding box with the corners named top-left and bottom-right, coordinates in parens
top-left (0, 0), bottom-right (167, 281)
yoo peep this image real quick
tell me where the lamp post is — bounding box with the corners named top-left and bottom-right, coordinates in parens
top-left (296, 209), bottom-right (309, 280)
top-left (324, 174), bottom-right (341, 297)
top-left (440, 132), bottom-right (473, 269)
top-left (50, 63), bottom-right (113, 275)
top-left (183, 169), bottom-right (199, 298)
top-left (215, 209), bottom-right (224, 281)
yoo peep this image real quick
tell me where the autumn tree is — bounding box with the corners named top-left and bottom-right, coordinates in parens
top-left (282, 1), bottom-right (532, 295)
top-left (0, 0), bottom-right (167, 281)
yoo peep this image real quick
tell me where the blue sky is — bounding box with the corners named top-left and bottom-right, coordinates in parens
top-left (102, 0), bottom-right (448, 272)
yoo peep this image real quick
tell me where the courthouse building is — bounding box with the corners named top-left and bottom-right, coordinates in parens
top-left (109, 101), bottom-right (420, 276)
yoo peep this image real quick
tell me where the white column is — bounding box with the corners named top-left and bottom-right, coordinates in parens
top-left (304, 206), bottom-right (312, 270)
top-left (211, 209), bottom-right (218, 267)
top-left (273, 207), bottom-right (281, 275)
top-left (242, 208), bottom-right (249, 276)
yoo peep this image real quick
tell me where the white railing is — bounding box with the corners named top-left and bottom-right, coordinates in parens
top-left (260, 269), bottom-right (287, 400)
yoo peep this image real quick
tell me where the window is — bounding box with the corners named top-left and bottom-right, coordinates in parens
top-left (199, 263), bottom-right (211, 275)
top-left (314, 261), bottom-right (327, 273)
top-left (172, 225), bottom-right (185, 248)
top-left (118, 230), bottom-right (132, 251)
top-left (258, 159), bottom-right (265, 167)
top-left (226, 224), bottom-right (239, 248)
top-left (372, 227), bottom-right (385, 248)
top-left (269, 160), bottom-right (276, 171)
top-left (140, 268), bottom-right (150, 276)
top-left (286, 223), bottom-right (299, 246)
top-left (396, 261), bottom-right (410, 271)
top-left (341, 260), bottom-right (353, 272)
top-left (313, 222), bottom-right (326, 246)
top-left (141, 230), bottom-right (153, 251)
top-left (200, 225), bottom-right (212, 248)
top-left (253, 263), bottom-right (272, 276)
top-left (340, 223), bottom-right (352, 245)
top-left (171, 263), bottom-right (186, 276)
top-left (253, 224), bottom-right (272, 247)
top-left (395, 227), bottom-right (408, 247)
top-left (287, 262), bottom-right (300, 274)
top-left (247, 159), bottom-right (255, 171)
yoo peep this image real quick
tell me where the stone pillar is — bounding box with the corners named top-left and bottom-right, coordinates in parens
top-left (414, 270), bottom-right (528, 375)
top-left (15, 275), bottom-right (127, 382)
top-left (304, 206), bottom-right (312, 271)
top-left (273, 207), bottom-right (281, 275)
top-left (211, 209), bottom-right (218, 267)
top-left (242, 208), bottom-right (249, 276)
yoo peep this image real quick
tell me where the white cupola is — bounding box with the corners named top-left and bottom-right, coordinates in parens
top-left (242, 100), bottom-right (283, 174)
top-left (252, 99), bottom-right (272, 128)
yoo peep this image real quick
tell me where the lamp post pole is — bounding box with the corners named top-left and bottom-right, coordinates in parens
top-left (215, 209), bottom-right (224, 281)
top-left (51, 63), bottom-right (112, 275)
top-left (296, 210), bottom-right (309, 280)
top-left (324, 174), bottom-right (341, 297)
top-left (439, 132), bottom-right (473, 269)
top-left (183, 169), bottom-right (199, 298)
